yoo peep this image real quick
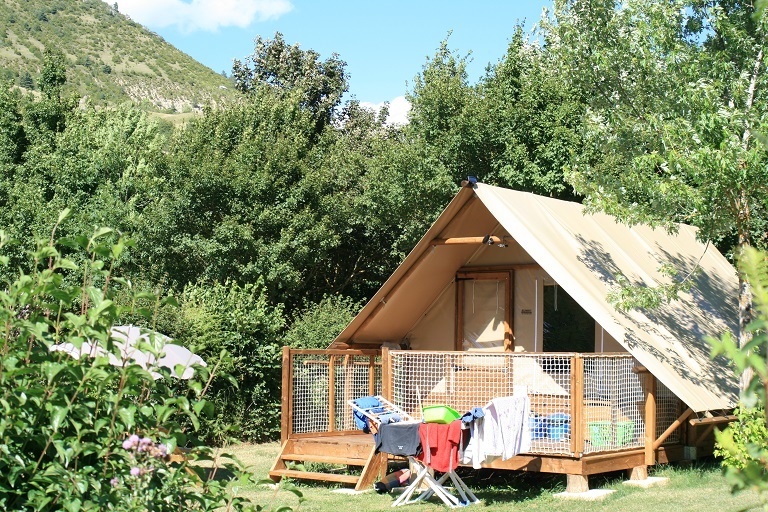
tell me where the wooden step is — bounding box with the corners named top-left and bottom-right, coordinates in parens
top-left (285, 437), bottom-right (374, 460)
top-left (270, 435), bottom-right (387, 491)
top-left (280, 453), bottom-right (369, 466)
top-left (269, 469), bottom-right (360, 485)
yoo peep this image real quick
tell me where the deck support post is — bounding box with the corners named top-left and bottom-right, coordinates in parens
top-left (368, 354), bottom-right (376, 396)
top-left (566, 474), bottom-right (589, 493)
top-left (328, 355), bottom-right (336, 431)
top-left (627, 465), bottom-right (648, 481)
top-left (356, 449), bottom-right (388, 491)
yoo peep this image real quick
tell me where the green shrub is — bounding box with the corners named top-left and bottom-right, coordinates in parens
top-left (714, 406), bottom-right (768, 470)
top-left (0, 217), bottom-right (259, 511)
top-left (282, 294), bottom-right (361, 349)
top-left (710, 247), bottom-right (768, 507)
top-left (160, 279), bottom-right (286, 444)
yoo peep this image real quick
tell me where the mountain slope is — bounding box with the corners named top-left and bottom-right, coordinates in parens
top-left (0, 0), bottom-right (237, 112)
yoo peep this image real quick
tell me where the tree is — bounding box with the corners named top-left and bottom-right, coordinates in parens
top-left (405, 32), bottom-right (585, 200)
top-left (0, 101), bottom-right (167, 284)
top-left (19, 71), bottom-right (33, 90)
top-left (543, 0), bottom-right (768, 389)
top-left (0, 86), bottom-right (27, 166)
top-left (232, 32), bottom-right (348, 133)
top-left (283, 295), bottom-right (362, 349)
top-left (405, 37), bottom-right (475, 180)
top-left (39, 48), bottom-right (66, 100)
top-left (475, 27), bottom-right (586, 199)
top-left (162, 278), bottom-right (286, 443)
top-left (709, 247), bottom-right (768, 506)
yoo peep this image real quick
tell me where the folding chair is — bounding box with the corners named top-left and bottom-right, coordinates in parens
top-left (391, 458), bottom-right (479, 508)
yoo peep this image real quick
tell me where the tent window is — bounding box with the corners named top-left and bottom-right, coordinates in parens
top-left (542, 284), bottom-right (594, 353)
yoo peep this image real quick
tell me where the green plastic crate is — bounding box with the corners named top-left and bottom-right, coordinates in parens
top-left (588, 420), bottom-right (635, 447)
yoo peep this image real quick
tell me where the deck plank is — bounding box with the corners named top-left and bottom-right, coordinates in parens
top-left (269, 469), bottom-right (360, 484)
top-left (280, 453), bottom-right (369, 465)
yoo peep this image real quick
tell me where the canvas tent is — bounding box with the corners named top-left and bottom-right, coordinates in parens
top-left (331, 181), bottom-right (739, 414)
top-left (271, 181), bottom-right (741, 491)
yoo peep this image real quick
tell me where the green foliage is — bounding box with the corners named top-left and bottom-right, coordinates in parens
top-left (543, 0), bottom-right (768, 246)
top-left (607, 265), bottom-right (695, 311)
top-left (282, 295), bottom-right (361, 349)
top-left (0, 85), bottom-right (26, 165)
top-left (709, 247), bottom-right (768, 507)
top-left (19, 71), bottom-right (33, 90)
top-left (0, 100), bottom-right (167, 283)
top-left (405, 32), bottom-right (585, 199)
top-left (39, 48), bottom-right (66, 100)
top-left (475, 28), bottom-right (585, 199)
top-left (232, 32), bottom-right (348, 133)
top-left (153, 87), bottom-right (432, 310)
top-left (714, 406), bottom-right (768, 470)
top-left (0, 223), bottom-right (259, 511)
top-left (405, 36), bottom-right (473, 182)
top-left (161, 279), bottom-right (286, 444)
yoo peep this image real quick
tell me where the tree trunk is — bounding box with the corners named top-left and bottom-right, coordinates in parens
top-left (737, 236), bottom-right (754, 393)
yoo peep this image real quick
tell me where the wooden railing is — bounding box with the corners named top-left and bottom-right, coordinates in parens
top-left (280, 347), bottom-right (382, 442)
top-left (281, 348), bottom-right (683, 456)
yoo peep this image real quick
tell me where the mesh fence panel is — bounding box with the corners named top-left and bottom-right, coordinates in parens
top-left (656, 380), bottom-right (682, 445)
top-left (288, 350), bottom-right (682, 454)
top-left (389, 351), bottom-right (573, 455)
top-left (582, 355), bottom-right (644, 453)
top-left (333, 354), bottom-right (383, 431)
top-left (290, 352), bottom-right (381, 435)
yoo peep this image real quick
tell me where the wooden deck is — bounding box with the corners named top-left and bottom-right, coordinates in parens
top-left (268, 430), bottom-right (693, 493)
top-left (273, 348), bottom-right (731, 493)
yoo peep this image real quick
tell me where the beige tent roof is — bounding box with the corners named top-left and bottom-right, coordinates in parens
top-left (334, 182), bottom-right (739, 413)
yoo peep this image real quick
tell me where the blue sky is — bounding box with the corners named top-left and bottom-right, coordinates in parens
top-left (111, 1), bottom-right (551, 122)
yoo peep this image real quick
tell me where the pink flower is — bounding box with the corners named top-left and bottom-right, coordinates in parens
top-left (130, 467), bottom-right (141, 477)
top-left (122, 439), bottom-right (133, 450)
top-left (110, 477), bottom-right (119, 488)
top-left (128, 434), bottom-right (139, 444)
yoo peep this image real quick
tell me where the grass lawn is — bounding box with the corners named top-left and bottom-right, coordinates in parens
top-left (212, 442), bottom-right (764, 512)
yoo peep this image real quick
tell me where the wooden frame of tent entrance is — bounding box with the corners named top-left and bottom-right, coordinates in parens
top-left (269, 347), bottom-right (733, 493)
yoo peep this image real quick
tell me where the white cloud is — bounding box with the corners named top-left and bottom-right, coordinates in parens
top-left (111, 0), bottom-right (293, 32)
top-left (361, 96), bottom-right (411, 126)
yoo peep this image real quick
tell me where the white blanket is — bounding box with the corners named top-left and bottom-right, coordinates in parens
top-left (460, 395), bottom-right (531, 469)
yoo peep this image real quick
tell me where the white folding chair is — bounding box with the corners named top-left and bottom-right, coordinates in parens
top-left (391, 456), bottom-right (479, 508)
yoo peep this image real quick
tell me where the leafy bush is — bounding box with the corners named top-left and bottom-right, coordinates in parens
top-left (0, 216), bottom-right (258, 511)
top-left (714, 406), bottom-right (768, 470)
top-left (710, 247), bottom-right (768, 507)
top-left (160, 279), bottom-right (286, 444)
top-left (282, 294), bottom-right (361, 349)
